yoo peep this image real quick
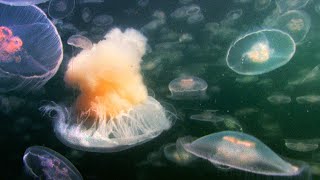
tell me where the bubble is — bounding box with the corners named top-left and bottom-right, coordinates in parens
top-left (183, 131), bottom-right (304, 176)
top-left (41, 28), bottom-right (173, 152)
top-left (48, 0), bottom-right (75, 19)
top-left (168, 76), bottom-right (208, 100)
top-left (0, 4), bottom-right (63, 92)
top-left (67, 34), bottom-right (93, 50)
top-left (179, 33), bottom-right (193, 43)
top-left (285, 139), bottom-right (319, 152)
top-left (267, 94), bottom-right (291, 104)
top-left (226, 29), bottom-right (296, 75)
top-left (275, 0), bottom-right (310, 13)
top-left (23, 146), bottom-right (83, 179)
top-left (296, 95), bottom-right (320, 104)
top-left (271, 10), bottom-right (311, 45)
top-left (254, 0), bottom-right (271, 11)
top-left (0, 0), bottom-right (49, 6)
top-left (92, 14), bottom-right (113, 27)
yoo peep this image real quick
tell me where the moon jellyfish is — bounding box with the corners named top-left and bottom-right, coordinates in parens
top-left (271, 10), bottom-right (311, 45)
top-left (48, 0), bottom-right (75, 19)
top-left (285, 139), bottom-right (319, 152)
top-left (275, 0), bottom-right (310, 13)
top-left (0, 0), bottom-right (49, 6)
top-left (170, 6), bottom-right (189, 20)
top-left (183, 131), bottom-right (303, 176)
top-left (267, 94), bottom-right (291, 104)
top-left (187, 13), bottom-right (204, 24)
top-left (92, 14), bottom-right (113, 27)
top-left (164, 136), bottom-right (197, 166)
top-left (190, 110), bottom-right (222, 123)
top-left (81, 7), bottom-right (93, 23)
top-left (235, 75), bottom-right (259, 83)
top-left (23, 146), bottom-right (83, 180)
top-left (226, 29), bottom-right (296, 75)
top-left (0, 4), bottom-right (63, 92)
top-left (168, 76), bottom-right (208, 100)
top-left (67, 35), bottom-right (93, 50)
top-left (137, 0), bottom-right (149, 7)
top-left (296, 95), bottom-right (320, 104)
top-left (41, 28), bottom-right (173, 152)
top-left (254, 0), bottom-right (271, 11)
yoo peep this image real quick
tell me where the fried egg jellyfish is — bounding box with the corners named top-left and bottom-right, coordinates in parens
top-left (41, 28), bottom-right (174, 152)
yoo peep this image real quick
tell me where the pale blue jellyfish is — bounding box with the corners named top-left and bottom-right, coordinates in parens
top-left (226, 29), bottom-right (295, 75)
top-left (0, 0), bottom-right (49, 6)
top-left (0, 4), bottom-right (63, 92)
top-left (275, 0), bottom-right (310, 13)
top-left (183, 131), bottom-right (304, 176)
top-left (23, 146), bottom-right (83, 180)
top-left (48, 0), bottom-right (75, 19)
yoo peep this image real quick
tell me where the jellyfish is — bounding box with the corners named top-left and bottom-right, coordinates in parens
top-left (67, 35), bottom-right (93, 50)
top-left (168, 76), bottom-right (208, 100)
top-left (235, 75), bottom-right (259, 83)
top-left (190, 110), bottom-right (221, 123)
top-left (41, 28), bottom-right (173, 152)
top-left (183, 131), bottom-right (303, 176)
top-left (179, 33), bottom-right (193, 43)
top-left (284, 139), bottom-right (319, 152)
top-left (185, 4), bottom-right (201, 16)
top-left (275, 0), bottom-right (310, 13)
top-left (296, 95), bottom-right (320, 104)
top-left (223, 9), bottom-right (243, 25)
top-left (271, 10), bottom-right (311, 45)
top-left (170, 6), bottom-right (189, 20)
top-left (0, 0), bottom-right (49, 6)
top-left (254, 0), bottom-right (271, 11)
top-left (0, 4), bottom-right (63, 92)
top-left (226, 29), bottom-right (296, 75)
top-left (81, 7), bottom-right (93, 23)
top-left (179, 0), bottom-right (193, 4)
top-left (267, 94), bottom-right (291, 104)
top-left (48, 0), bottom-right (75, 19)
top-left (92, 14), bottom-right (113, 27)
top-left (234, 107), bottom-right (259, 117)
top-left (23, 146), bottom-right (83, 180)
top-left (187, 13), bottom-right (204, 24)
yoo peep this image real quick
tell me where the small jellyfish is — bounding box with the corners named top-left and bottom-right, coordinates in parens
top-left (179, 33), bottom-right (193, 43)
top-left (23, 146), bottom-right (83, 179)
top-left (92, 14), bottom-right (113, 27)
top-left (170, 6), bottom-right (189, 20)
top-left (0, 4), bottom-right (63, 92)
top-left (179, 0), bottom-right (193, 4)
top-left (67, 34), bottom-right (93, 50)
top-left (41, 28), bottom-right (173, 152)
top-left (225, 9), bottom-right (243, 22)
top-left (296, 95), bottom-right (320, 104)
top-left (187, 13), bottom-right (204, 24)
top-left (168, 76), bottom-right (208, 100)
top-left (275, 0), bottom-right (310, 13)
top-left (254, 0), bottom-right (271, 11)
top-left (183, 131), bottom-right (303, 176)
top-left (48, 0), bottom-right (75, 19)
top-left (271, 10), bottom-right (311, 45)
top-left (267, 94), bottom-right (291, 104)
top-left (137, 0), bottom-right (149, 7)
top-left (190, 110), bottom-right (221, 123)
top-left (0, 0), bottom-right (49, 6)
top-left (185, 4), bottom-right (201, 16)
top-left (235, 75), bottom-right (259, 83)
top-left (285, 139), bottom-right (319, 152)
top-left (226, 29), bottom-right (296, 75)
top-left (81, 7), bottom-right (93, 23)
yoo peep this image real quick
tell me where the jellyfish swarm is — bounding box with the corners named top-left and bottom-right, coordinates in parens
top-left (48, 0), bottom-right (75, 19)
top-left (168, 76), bottom-right (208, 100)
top-left (183, 131), bottom-right (303, 176)
top-left (41, 28), bottom-right (173, 152)
top-left (23, 146), bottom-right (83, 180)
top-left (0, 4), bottom-right (63, 92)
top-left (0, 0), bottom-right (49, 6)
top-left (226, 29), bottom-right (295, 75)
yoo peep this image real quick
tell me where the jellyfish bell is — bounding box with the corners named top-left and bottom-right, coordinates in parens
top-left (0, 0), bottom-right (49, 6)
top-left (284, 139), bottom-right (319, 152)
top-left (67, 34), bottom-right (93, 50)
top-left (267, 94), bottom-right (291, 105)
top-left (41, 28), bottom-right (173, 153)
top-left (254, 0), bottom-right (271, 11)
top-left (48, 0), bottom-right (75, 19)
top-left (183, 131), bottom-right (304, 176)
top-left (168, 76), bottom-right (208, 100)
top-left (275, 0), bottom-right (310, 13)
top-left (226, 29), bottom-right (296, 75)
top-left (0, 4), bottom-right (63, 93)
top-left (296, 95), bottom-right (320, 104)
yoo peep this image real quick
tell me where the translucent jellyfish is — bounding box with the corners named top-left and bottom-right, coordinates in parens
top-left (235, 75), bottom-right (259, 83)
top-left (81, 7), bottom-right (93, 23)
top-left (170, 6), bottom-right (189, 20)
top-left (137, 0), bottom-right (149, 7)
top-left (0, 4), bottom-right (63, 92)
top-left (234, 107), bottom-right (259, 117)
top-left (187, 13), bottom-right (204, 24)
top-left (296, 95), bottom-right (320, 104)
top-left (179, 0), bottom-right (193, 4)
top-left (183, 131), bottom-right (303, 176)
top-left (23, 146), bottom-right (83, 179)
top-left (0, 0), bottom-right (49, 6)
top-left (185, 4), bottom-right (201, 16)
top-left (179, 33), bottom-right (193, 43)
top-left (41, 28), bottom-right (173, 152)
top-left (225, 9), bottom-right (243, 23)
top-left (254, 0), bottom-right (271, 11)
top-left (164, 136), bottom-right (197, 166)
top-left (48, 0), bottom-right (75, 19)
top-left (168, 76), bottom-right (208, 100)
top-left (67, 35), bottom-right (93, 50)
top-left (92, 14), bottom-right (113, 27)
top-left (275, 0), bottom-right (310, 13)
top-left (271, 10), bottom-right (311, 45)
top-left (190, 110), bottom-right (223, 123)
top-left (284, 139), bottom-right (319, 152)
top-left (267, 94), bottom-right (291, 104)
top-left (226, 29), bottom-right (296, 75)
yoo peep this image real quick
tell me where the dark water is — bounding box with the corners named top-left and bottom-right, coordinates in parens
top-left (1, 0), bottom-right (320, 179)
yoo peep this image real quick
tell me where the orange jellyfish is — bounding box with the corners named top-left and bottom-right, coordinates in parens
top-left (41, 28), bottom-right (174, 152)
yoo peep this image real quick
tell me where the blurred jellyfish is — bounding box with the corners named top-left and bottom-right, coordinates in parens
top-left (183, 131), bottom-right (303, 176)
top-left (285, 139), bottom-right (319, 152)
top-left (0, 4), bottom-right (63, 92)
top-left (170, 6), bottom-right (189, 20)
top-left (137, 0), bottom-right (149, 7)
top-left (41, 28), bottom-right (173, 152)
top-left (235, 76), bottom-right (259, 83)
top-left (92, 14), bottom-right (113, 27)
top-left (0, 0), bottom-right (49, 6)
top-left (190, 110), bottom-right (221, 122)
top-left (48, 0), bottom-right (75, 19)
top-left (223, 9), bottom-right (243, 25)
top-left (67, 35), bottom-right (93, 50)
top-left (234, 107), bottom-right (259, 117)
top-left (187, 13), bottom-right (204, 24)
top-left (315, 1), bottom-right (320, 15)
top-left (226, 29), bottom-right (295, 75)
top-left (296, 95), bottom-right (320, 104)
top-left (267, 94), bottom-right (291, 104)
top-left (141, 19), bottom-right (165, 33)
top-left (185, 4), bottom-right (201, 16)
top-left (254, 0), bottom-right (271, 11)
top-left (81, 7), bottom-right (93, 23)
top-left (23, 146), bottom-right (83, 180)
top-left (179, 0), bottom-right (192, 4)
top-left (164, 136), bottom-right (197, 166)
top-left (168, 76), bottom-right (208, 100)
top-left (179, 33), bottom-right (193, 43)
top-left (275, 0), bottom-right (310, 13)
top-left (271, 10), bottom-right (311, 45)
